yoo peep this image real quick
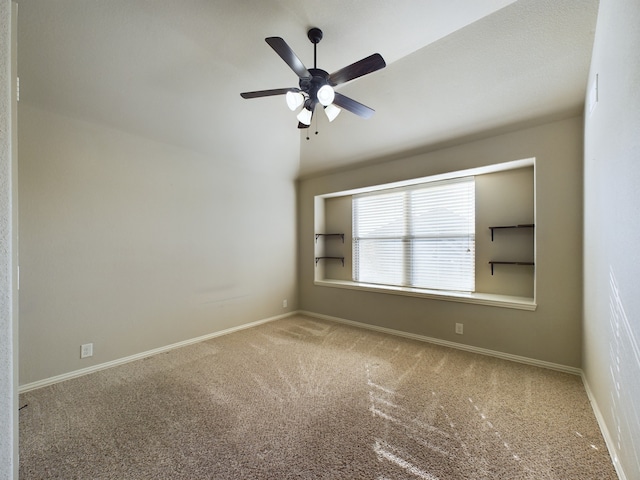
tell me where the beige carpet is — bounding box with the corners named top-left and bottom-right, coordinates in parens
top-left (19, 315), bottom-right (617, 479)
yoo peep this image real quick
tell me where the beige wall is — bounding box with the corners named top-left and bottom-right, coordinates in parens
top-left (1, 1), bottom-right (18, 477)
top-left (319, 196), bottom-right (352, 282)
top-left (298, 116), bottom-right (583, 368)
top-left (583, 0), bottom-right (640, 478)
top-left (476, 167), bottom-right (534, 297)
top-left (18, 105), bottom-right (298, 385)
top-left (317, 167), bottom-right (535, 297)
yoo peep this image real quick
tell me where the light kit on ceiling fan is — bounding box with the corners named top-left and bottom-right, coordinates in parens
top-left (286, 91), bottom-right (305, 111)
top-left (324, 103), bottom-right (341, 122)
top-left (240, 27), bottom-right (386, 136)
top-left (297, 107), bottom-right (313, 126)
top-left (316, 84), bottom-right (335, 106)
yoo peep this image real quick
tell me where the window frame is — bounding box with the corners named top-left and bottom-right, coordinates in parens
top-left (352, 176), bottom-right (476, 293)
top-left (313, 158), bottom-right (537, 311)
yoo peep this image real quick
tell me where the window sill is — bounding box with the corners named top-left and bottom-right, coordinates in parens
top-left (314, 279), bottom-right (537, 311)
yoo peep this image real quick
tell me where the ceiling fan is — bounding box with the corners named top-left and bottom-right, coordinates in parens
top-left (240, 27), bottom-right (386, 129)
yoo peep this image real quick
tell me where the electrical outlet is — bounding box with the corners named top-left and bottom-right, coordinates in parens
top-left (282, 299), bottom-right (288, 308)
top-left (80, 343), bottom-right (93, 358)
top-left (455, 323), bottom-right (463, 335)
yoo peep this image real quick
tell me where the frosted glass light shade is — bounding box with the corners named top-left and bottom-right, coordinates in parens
top-left (317, 85), bottom-right (335, 106)
top-left (324, 104), bottom-right (341, 122)
top-left (297, 107), bottom-right (313, 125)
top-left (286, 91), bottom-right (304, 111)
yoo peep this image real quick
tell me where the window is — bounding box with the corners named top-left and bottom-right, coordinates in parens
top-left (352, 177), bottom-right (475, 292)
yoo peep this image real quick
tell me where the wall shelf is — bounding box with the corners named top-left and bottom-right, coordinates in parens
top-left (315, 233), bottom-right (345, 268)
top-left (489, 224), bottom-right (534, 241)
top-left (315, 256), bottom-right (345, 266)
top-left (489, 261), bottom-right (535, 275)
top-left (315, 233), bottom-right (344, 243)
top-left (489, 224), bottom-right (534, 275)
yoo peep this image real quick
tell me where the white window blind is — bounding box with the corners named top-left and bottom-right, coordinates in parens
top-left (353, 177), bottom-right (475, 292)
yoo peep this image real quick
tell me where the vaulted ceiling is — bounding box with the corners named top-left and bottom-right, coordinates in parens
top-left (17, 0), bottom-right (599, 178)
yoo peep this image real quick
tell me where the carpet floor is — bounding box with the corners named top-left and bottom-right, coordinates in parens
top-left (19, 315), bottom-right (618, 479)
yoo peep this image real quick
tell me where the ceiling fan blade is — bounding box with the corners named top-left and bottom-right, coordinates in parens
top-left (329, 53), bottom-right (386, 86)
top-left (265, 37), bottom-right (311, 79)
top-left (240, 88), bottom-right (295, 99)
top-left (332, 92), bottom-right (375, 119)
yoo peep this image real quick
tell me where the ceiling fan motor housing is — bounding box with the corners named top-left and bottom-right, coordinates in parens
top-left (307, 27), bottom-right (323, 44)
top-left (301, 68), bottom-right (331, 106)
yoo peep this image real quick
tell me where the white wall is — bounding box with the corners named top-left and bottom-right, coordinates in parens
top-left (583, 0), bottom-right (640, 478)
top-left (18, 104), bottom-right (298, 385)
top-left (0, 1), bottom-right (17, 478)
top-left (299, 116), bottom-right (583, 368)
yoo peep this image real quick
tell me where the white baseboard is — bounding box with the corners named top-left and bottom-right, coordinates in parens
top-left (19, 309), bottom-right (624, 479)
top-left (581, 373), bottom-right (627, 480)
top-left (19, 311), bottom-right (296, 394)
top-left (299, 310), bottom-right (582, 375)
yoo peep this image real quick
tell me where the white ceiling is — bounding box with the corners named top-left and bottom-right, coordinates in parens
top-left (17, 0), bottom-right (599, 178)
